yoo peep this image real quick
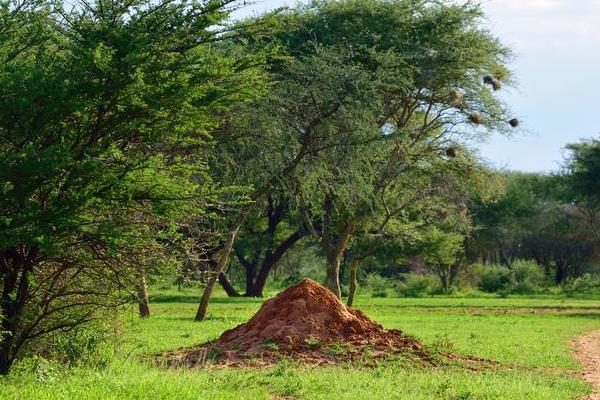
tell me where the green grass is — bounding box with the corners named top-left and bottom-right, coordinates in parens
top-left (1, 287), bottom-right (599, 400)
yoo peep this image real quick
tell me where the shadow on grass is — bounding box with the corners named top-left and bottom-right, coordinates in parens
top-left (149, 294), bottom-right (266, 305)
top-left (564, 313), bottom-right (600, 319)
top-left (361, 304), bottom-right (600, 311)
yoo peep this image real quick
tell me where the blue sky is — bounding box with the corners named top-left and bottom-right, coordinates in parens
top-left (235, 0), bottom-right (600, 173)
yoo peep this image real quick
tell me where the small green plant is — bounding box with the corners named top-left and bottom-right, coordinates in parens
top-left (208, 346), bottom-right (223, 361)
top-left (431, 335), bottom-right (455, 353)
top-left (265, 342), bottom-right (279, 352)
top-left (261, 338), bottom-right (279, 352)
top-left (328, 342), bottom-right (353, 356)
top-left (304, 336), bottom-right (324, 349)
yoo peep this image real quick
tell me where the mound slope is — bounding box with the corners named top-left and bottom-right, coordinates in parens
top-left (165, 279), bottom-right (427, 367)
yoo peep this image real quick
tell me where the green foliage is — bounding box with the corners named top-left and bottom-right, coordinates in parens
top-left (416, 227), bottom-right (465, 267)
top-left (476, 265), bottom-right (511, 293)
top-left (396, 275), bottom-right (438, 297)
top-left (562, 274), bottom-right (600, 297)
top-left (564, 139), bottom-right (600, 208)
top-left (366, 274), bottom-right (392, 298)
top-left (0, 0), bottom-right (267, 373)
top-left (510, 260), bottom-right (545, 295)
top-left (475, 261), bottom-right (545, 295)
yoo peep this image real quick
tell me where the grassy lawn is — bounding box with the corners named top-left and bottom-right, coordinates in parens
top-left (1, 288), bottom-right (599, 400)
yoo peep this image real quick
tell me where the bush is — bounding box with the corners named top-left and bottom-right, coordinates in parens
top-left (396, 275), bottom-right (438, 297)
top-left (563, 274), bottom-right (600, 296)
top-left (475, 261), bottom-right (545, 295)
top-left (366, 274), bottom-right (392, 297)
top-left (476, 265), bottom-right (511, 293)
top-left (509, 260), bottom-right (544, 294)
top-left (26, 317), bottom-right (117, 370)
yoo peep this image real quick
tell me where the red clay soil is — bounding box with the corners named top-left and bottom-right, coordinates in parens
top-left (165, 279), bottom-right (428, 368)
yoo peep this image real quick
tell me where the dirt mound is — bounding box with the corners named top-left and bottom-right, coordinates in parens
top-left (165, 279), bottom-right (428, 367)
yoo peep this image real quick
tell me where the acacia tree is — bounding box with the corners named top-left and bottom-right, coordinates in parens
top-left (280, 0), bottom-right (515, 298)
top-left (0, 0), bottom-right (263, 374)
top-left (194, 33), bottom-right (376, 320)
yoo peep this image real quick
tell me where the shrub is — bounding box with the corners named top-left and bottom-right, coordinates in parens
top-left (366, 274), bottom-right (391, 297)
top-left (563, 274), bottom-right (600, 296)
top-left (477, 265), bottom-right (511, 293)
top-left (396, 275), bottom-right (438, 297)
top-left (475, 261), bottom-right (545, 295)
top-left (509, 260), bottom-right (544, 294)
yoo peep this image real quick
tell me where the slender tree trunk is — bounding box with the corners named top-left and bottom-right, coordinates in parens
top-left (218, 272), bottom-right (241, 297)
top-left (346, 258), bottom-right (361, 307)
top-left (195, 222), bottom-right (243, 321)
top-left (136, 273), bottom-right (150, 318)
top-left (322, 222), bottom-right (354, 299)
top-left (324, 252), bottom-right (343, 299)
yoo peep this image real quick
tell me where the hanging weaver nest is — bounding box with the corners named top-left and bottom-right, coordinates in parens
top-left (468, 113), bottom-right (483, 125)
top-left (448, 89), bottom-right (463, 106)
top-left (509, 118), bottom-right (520, 128)
top-left (483, 75), bottom-right (501, 91)
top-left (446, 146), bottom-right (458, 158)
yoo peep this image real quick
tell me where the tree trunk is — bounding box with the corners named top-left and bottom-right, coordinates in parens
top-left (0, 249), bottom-right (34, 375)
top-left (136, 274), bottom-right (150, 318)
top-left (195, 222), bottom-right (242, 321)
top-left (218, 272), bottom-right (241, 297)
top-left (244, 263), bottom-right (256, 296)
top-left (248, 229), bottom-right (306, 297)
top-left (322, 222), bottom-right (354, 299)
top-left (324, 252), bottom-right (343, 299)
top-left (346, 258), bottom-right (361, 307)
top-left (555, 263), bottom-right (568, 285)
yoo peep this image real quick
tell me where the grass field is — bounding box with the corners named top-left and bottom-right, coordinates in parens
top-left (1, 288), bottom-right (600, 400)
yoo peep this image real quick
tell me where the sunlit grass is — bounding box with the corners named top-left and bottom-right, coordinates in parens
top-left (1, 287), bottom-right (598, 400)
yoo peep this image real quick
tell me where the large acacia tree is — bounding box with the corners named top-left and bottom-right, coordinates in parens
top-left (0, 0), bottom-right (264, 374)
top-left (193, 0), bottom-right (517, 310)
top-left (276, 0), bottom-right (516, 298)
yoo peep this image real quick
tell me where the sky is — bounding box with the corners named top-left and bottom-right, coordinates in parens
top-left (234, 0), bottom-right (600, 173)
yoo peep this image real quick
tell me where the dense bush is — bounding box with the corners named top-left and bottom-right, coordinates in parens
top-left (366, 274), bottom-right (392, 297)
top-left (509, 260), bottom-right (545, 294)
top-left (476, 261), bottom-right (545, 295)
top-left (476, 265), bottom-right (511, 293)
top-left (563, 274), bottom-right (600, 296)
top-left (396, 275), bottom-right (438, 297)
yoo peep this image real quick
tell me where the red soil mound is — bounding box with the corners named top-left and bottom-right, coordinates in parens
top-left (165, 279), bottom-right (427, 367)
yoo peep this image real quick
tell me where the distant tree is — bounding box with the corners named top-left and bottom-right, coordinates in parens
top-left (414, 227), bottom-right (465, 293)
top-left (468, 173), bottom-right (552, 266)
top-left (564, 140), bottom-right (600, 208)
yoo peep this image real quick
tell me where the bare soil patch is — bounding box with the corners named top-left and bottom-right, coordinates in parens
top-left (572, 329), bottom-right (600, 400)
